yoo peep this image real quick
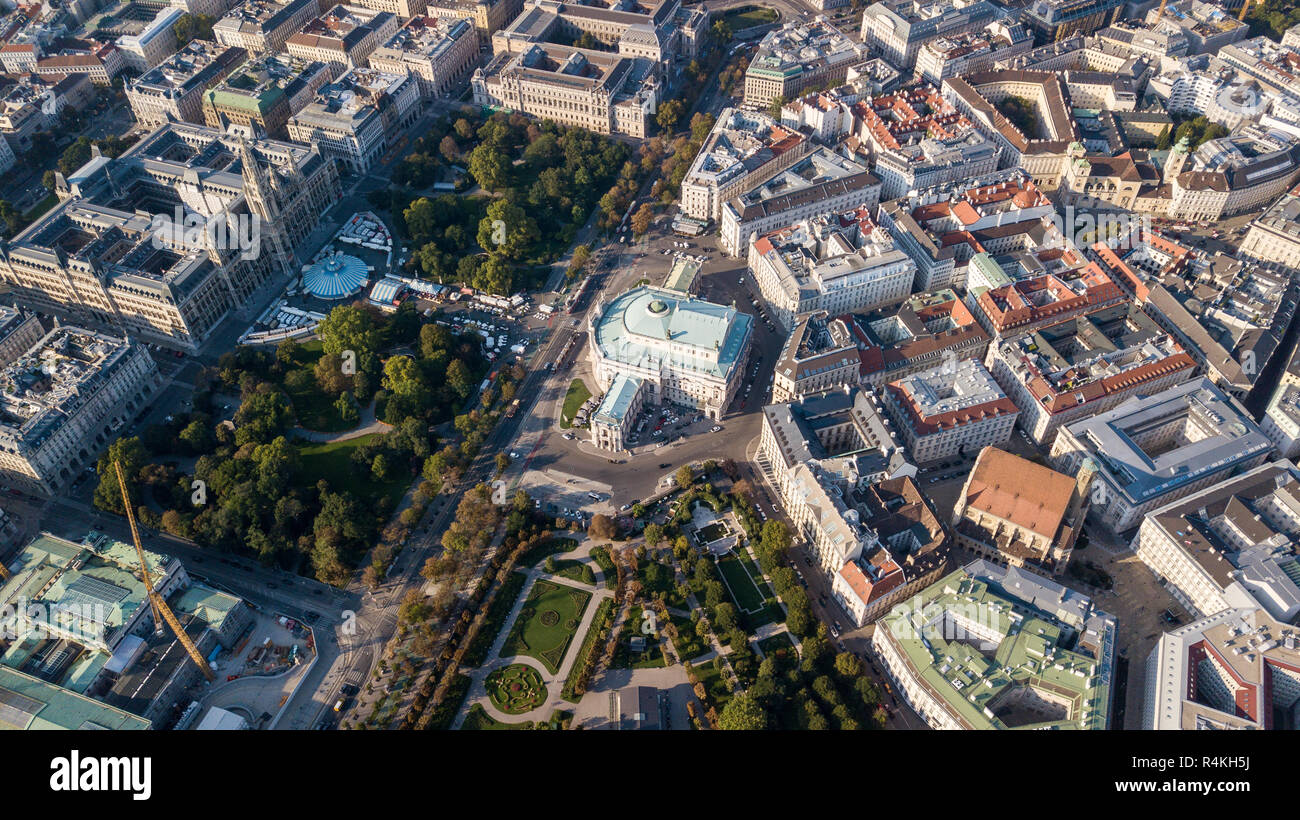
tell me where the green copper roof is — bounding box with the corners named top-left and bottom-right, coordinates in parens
top-left (878, 565), bottom-right (1112, 730)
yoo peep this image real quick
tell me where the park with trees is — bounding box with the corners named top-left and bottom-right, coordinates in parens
top-left (92, 301), bottom-right (507, 585)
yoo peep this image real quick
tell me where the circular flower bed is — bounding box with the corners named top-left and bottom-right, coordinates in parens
top-left (539, 610), bottom-right (560, 627)
top-left (486, 664), bottom-right (548, 715)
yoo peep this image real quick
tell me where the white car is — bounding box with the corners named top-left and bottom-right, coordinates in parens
top-left (562, 432), bottom-right (574, 440)
top-left (509, 451), bottom-right (519, 459)
top-left (710, 425), bottom-right (722, 433)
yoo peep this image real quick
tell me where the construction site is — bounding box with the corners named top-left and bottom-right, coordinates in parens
top-left (0, 464), bottom-right (314, 729)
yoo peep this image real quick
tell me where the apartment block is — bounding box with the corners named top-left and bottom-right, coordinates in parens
top-left (915, 20), bottom-right (1032, 85)
top-left (0, 327), bottom-right (160, 494)
top-left (849, 288), bottom-right (991, 387)
top-left (853, 84), bottom-right (999, 200)
top-left (368, 15), bottom-right (479, 98)
top-left (203, 52), bottom-right (333, 139)
top-left (127, 41), bottom-right (248, 129)
top-left (771, 311), bottom-right (859, 403)
top-left (680, 108), bottom-right (809, 223)
top-left (748, 205), bottom-right (916, 332)
top-left (985, 303), bottom-right (1197, 445)
top-left (284, 4), bottom-right (400, 78)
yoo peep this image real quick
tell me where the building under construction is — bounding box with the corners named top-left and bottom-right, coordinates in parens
top-left (0, 531), bottom-right (250, 729)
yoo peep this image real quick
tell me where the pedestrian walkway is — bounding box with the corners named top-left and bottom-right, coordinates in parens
top-left (292, 400), bottom-right (390, 442)
top-left (451, 564), bottom-right (615, 727)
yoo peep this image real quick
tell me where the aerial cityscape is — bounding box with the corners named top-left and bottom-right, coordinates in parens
top-left (1, 0), bottom-right (1299, 747)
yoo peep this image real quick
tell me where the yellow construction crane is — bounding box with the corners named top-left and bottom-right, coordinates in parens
top-left (1157, 0), bottom-right (1168, 18)
top-left (1240, 0), bottom-right (1252, 21)
top-left (114, 461), bottom-right (215, 682)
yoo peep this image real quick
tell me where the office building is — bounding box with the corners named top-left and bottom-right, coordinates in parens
top-left (1021, 0), bottom-right (1122, 45)
top-left (214, 0), bottom-right (326, 54)
top-left (680, 107), bottom-right (809, 223)
top-left (719, 146), bottom-right (879, 258)
top-left (288, 66), bottom-right (420, 172)
top-left (858, 0), bottom-right (998, 70)
top-left (742, 17), bottom-right (862, 107)
top-left (757, 386), bottom-right (912, 573)
top-left (1133, 461), bottom-right (1300, 624)
top-left (0, 328), bottom-right (159, 495)
top-left (1050, 378), bottom-right (1275, 533)
top-left (116, 6), bottom-right (184, 73)
top-left (885, 358), bottom-right (1018, 464)
top-left (1145, 605), bottom-right (1300, 730)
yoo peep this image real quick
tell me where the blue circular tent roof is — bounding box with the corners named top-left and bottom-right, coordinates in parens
top-left (303, 252), bottom-right (367, 300)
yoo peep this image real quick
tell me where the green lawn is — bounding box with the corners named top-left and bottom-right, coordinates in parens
top-left (296, 433), bottom-right (411, 510)
top-left (518, 537), bottom-right (577, 567)
top-left (588, 545), bottom-right (617, 589)
top-left (736, 549), bottom-right (785, 629)
top-left (562, 597), bottom-right (615, 702)
top-left (757, 632), bottom-right (797, 663)
top-left (720, 5), bottom-right (778, 29)
top-left (717, 554), bottom-right (765, 613)
top-left (550, 558), bottom-right (595, 586)
top-left (23, 192), bottom-right (58, 222)
top-left (501, 579), bottom-right (591, 673)
top-left (462, 570), bottom-right (528, 667)
top-left (692, 660), bottom-right (732, 709)
top-left (284, 340), bottom-right (352, 432)
top-left (461, 704), bottom-right (568, 730)
top-left (462, 704), bottom-right (532, 730)
top-left (669, 611), bottom-right (709, 661)
top-left (559, 379), bottom-right (591, 429)
top-left (611, 605), bottom-right (667, 670)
